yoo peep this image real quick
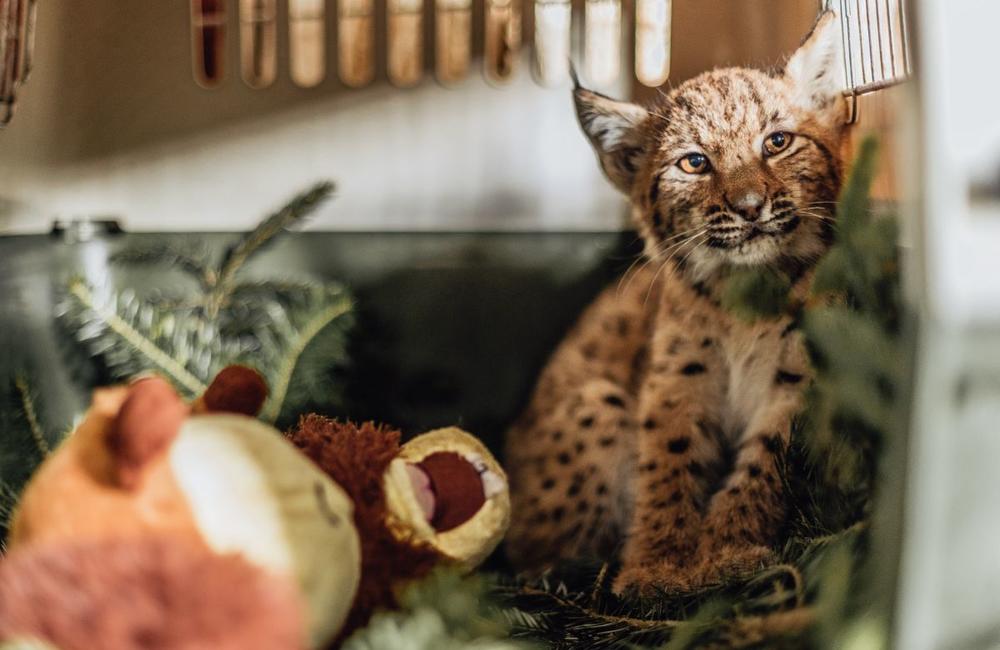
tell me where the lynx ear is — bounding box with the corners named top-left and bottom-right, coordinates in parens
top-left (785, 10), bottom-right (846, 118)
top-left (573, 86), bottom-right (649, 194)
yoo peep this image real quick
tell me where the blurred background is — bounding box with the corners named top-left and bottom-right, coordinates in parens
top-left (0, 0), bottom-right (826, 234)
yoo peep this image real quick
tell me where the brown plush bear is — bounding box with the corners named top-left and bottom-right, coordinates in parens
top-left (288, 416), bottom-right (510, 641)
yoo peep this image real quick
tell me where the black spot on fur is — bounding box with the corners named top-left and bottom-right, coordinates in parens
top-left (579, 416), bottom-right (595, 428)
top-left (575, 442), bottom-right (586, 454)
top-left (603, 394), bottom-right (626, 408)
top-left (667, 437), bottom-right (691, 454)
top-left (643, 418), bottom-right (657, 430)
top-left (681, 362), bottom-right (707, 375)
top-left (557, 452), bottom-right (572, 465)
top-left (596, 483), bottom-right (609, 495)
top-left (761, 434), bottom-right (782, 454)
top-left (641, 461), bottom-right (658, 473)
top-left (669, 490), bottom-right (682, 503)
top-left (775, 370), bottom-right (804, 385)
top-left (691, 281), bottom-right (712, 298)
top-left (687, 462), bottom-right (704, 477)
top-left (599, 436), bottom-right (616, 447)
top-left (748, 464), bottom-right (762, 478)
top-left (674, 516), bottom-right (686, 528)
top-left (577, 500), bottom-right (590, 513)
top-left (541, 478), bottom-right (556, 490)
top-left (700, 337), bottom-right (714, 348)
top-left (552, 431), bottom-right (563, 441)
top-left (552, 506), bottom-right (565, 522)
top-left (728, 486), bottom-right (740, 495)
top-left (568, 483), bottom-right (581, 497)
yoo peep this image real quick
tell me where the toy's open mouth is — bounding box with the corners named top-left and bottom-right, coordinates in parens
top-left (405, 452), bottom-right (488, 532)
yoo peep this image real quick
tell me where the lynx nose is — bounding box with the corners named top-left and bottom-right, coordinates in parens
top-left (730, 191), bottom-right (766, 222)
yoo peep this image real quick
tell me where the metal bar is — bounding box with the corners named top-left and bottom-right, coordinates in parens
top-left (886, 0), bottom-right (897, 79)
top-left (840, 0), bottom-right (857, 92)
top-left (854, 0), bottom-right (867, 84)
top-left (898, 0), bottom-right (910, 75)
top-left (874, 0), bottom-right (886, 80)
top-left (863, 0), bottom-right (877, 83)
top-left (842, 76), bottom-right (904, 96)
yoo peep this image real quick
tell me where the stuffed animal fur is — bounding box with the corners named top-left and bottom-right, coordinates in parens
top-left (0, 535), bottom-right (304, 650)
top-left (1, 367), bottom-right (511, 649)
top-left (3, 368), bottom-right (360, 649)
top-left (288, 416), bottom-right (510, 641)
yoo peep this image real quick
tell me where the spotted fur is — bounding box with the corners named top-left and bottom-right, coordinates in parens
top-left (505, 12), bottom-right (852, 593)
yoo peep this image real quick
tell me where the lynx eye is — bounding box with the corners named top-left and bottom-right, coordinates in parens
top-left (763, 131), bottom-right (793, 157)
top-left (678, 153), bottom-right (710, 174)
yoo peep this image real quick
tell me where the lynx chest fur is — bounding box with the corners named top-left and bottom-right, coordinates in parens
top-left (505, 11), bottom-right (852, 594)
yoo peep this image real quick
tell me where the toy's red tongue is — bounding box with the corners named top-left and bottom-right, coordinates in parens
top-left (418, 452), bottom-right (486, 532)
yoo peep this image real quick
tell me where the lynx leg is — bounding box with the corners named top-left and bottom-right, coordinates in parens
top-left (507, 379), bottom-right (638, 570)
top-left (614, 314), bottom-right (727, 595)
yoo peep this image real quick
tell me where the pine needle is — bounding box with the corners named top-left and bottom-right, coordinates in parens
top-left (216, 181), bottom-right (335, 293)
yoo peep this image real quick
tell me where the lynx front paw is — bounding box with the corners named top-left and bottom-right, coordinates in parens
top-left (612, 561), bottom-right (702, 597)
top-left (694, 543), bottom-right (775, 585)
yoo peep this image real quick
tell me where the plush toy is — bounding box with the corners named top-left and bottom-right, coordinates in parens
top-left (288, 416), bottom-right (511, 640)
top-left (1, 367), bottom-right (511, 649)
top-left (0, 535), bottom-right (305, 650)
top-left (3, 367), bottom-right (361, 649)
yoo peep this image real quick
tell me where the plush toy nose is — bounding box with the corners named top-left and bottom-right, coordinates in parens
top-left (418, 452), bottom-right (486, 532)
top-left (109, 376), bottom-right (189, 489)
top-left (198, 365), bottom-right (269, 416)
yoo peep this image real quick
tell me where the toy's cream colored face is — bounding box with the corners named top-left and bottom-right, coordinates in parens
top-left (574, 11), bottom-right (851, 276)
top-left (169, 414), bottom-right (361, 647)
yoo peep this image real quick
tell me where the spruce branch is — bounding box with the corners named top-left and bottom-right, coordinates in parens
top-left (213, 181), bottom-right (335, 314)
top-left (260, 289), bottom-right (353, 423)
top-left (111, 244), bottom-right (215, 291)
top-left (65, 280), bottom-right (208, 395)
top-left (14, 375), bottom-right (49, 459)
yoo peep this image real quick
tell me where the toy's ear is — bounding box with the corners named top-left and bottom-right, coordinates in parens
top-left (108, 377), bottom-right (188, 489)
top-left (195, 365), bottom-right (269, 417)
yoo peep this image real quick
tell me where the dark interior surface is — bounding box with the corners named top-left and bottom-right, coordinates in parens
top-left (0, 230), bottom-right (643, 461)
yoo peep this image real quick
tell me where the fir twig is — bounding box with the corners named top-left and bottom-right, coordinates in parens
top-left (67, 280), bottom-right (208, 395)
top-left (213, 181), bottom-right (335, 314)
top-left (260, 291), bottom-right (353, 423)
top-left (13, 376), bottom-right (49, 458)
top-left (111, 244), bottom-right (216, 292)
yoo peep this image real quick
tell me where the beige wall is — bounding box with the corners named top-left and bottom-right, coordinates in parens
top-left (0, 0), bottom-right (820, 233)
